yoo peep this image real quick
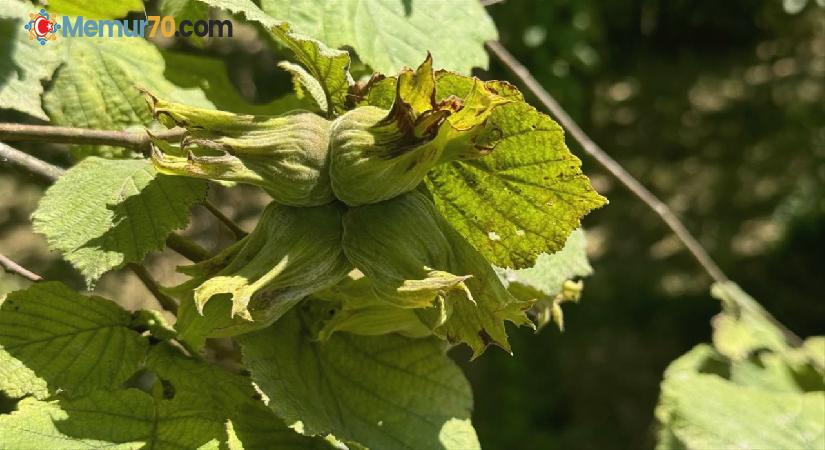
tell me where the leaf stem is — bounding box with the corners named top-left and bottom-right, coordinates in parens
top-left (484, 40), bottom-right (804, 346)
top-left (203, 200), bottom-right (248, 239)
top-left (128, 263), bottom-right (178, 314)
top-left (0, 123), bottom-right (184, 154)
top-left (0, 253), bottom-right (43, 282)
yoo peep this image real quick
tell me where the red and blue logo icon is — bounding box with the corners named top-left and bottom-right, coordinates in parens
top-left (25, 9), bottom-right (60, 46)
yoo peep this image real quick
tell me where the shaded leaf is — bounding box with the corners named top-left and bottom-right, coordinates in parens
top-left (0, 282), bottom-right (147, 398)
top-left (239, 308), bottom-right (480, 450)
top-left (0, 398), bottom-right (142, 450)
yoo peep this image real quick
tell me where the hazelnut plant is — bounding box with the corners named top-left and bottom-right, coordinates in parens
top-left (1, 1), bottom-right (822, 449)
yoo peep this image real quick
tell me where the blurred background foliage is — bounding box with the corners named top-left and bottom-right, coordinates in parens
top-left (0, 0), bottom-right (823, 448)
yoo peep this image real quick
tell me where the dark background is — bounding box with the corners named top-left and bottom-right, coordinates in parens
top-left (1, 1), bottom-right (822, 449)
top-left (468, 1), bottom-right (824, 448)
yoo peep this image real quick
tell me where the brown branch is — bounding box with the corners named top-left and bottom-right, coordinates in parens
top-left (203, 200), bottom-right (247, 239)
top-left (0, 253), bottom-right (43, 282)
top-left (128, 263), bottom-right (178, 314)
top-left (485, 40), bottom-right (804, 346)
top-left (0, 142), bottom-right (66, 180)
top-left (0, 123), bottom-right (184, 154)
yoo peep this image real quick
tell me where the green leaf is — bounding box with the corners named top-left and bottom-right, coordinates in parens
top-left (0, 396), bottom-right (217, 450)
top-left (710, 282), bottom-right (790, 361)
top-left (0, 398), bottom-right (142, 449)
top-left (58, 389), bottom-right (224, 449)
top-left (47, 0), bottom-right (144, 19)
top-left (497, 228), bottom-right (592, 299)
top-left (656, 345), bottom-right (825, 450)
top-left (258, 0), bottom-right (498, 75)
top-left (655, 282), bottom-right (825, 450)
top-left (0, 0), bottom-right (62, 120)
top-left (43, 37), bottom-right (212, 158)
top-left (239, 309), bottom-right (480, 450)
top-left (195, 0), bottom-right (352, 116)
top-left (425, 99), bottom-right (606, 269)
top-left (161, 51), bottom-right (318, 115)
top-left (146, 343), bottom-right (334, 449)
top-left (32, 157), bottom-right (206, 285)
top-left (0, 282), bottom-right (148, 398)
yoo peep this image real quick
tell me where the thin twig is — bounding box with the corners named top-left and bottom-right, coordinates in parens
top-left (480, 0), bottom-right (506, 5)
top-left (0, 123), bottom-right (184, 154)
top-left (203, 200), bottom-right (247, 239)
top-left (166, 233), bottom-right (210, 262)
top-left (0, 253), bottom-right (43, 281)
top-left (485, 40), bottom-right (804, 346)
top-left (128, 263), bottom-right (178, 314)
top-left (0, 142), bottom-right (66, 179)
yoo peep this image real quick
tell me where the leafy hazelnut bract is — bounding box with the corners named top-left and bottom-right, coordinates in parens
top-left (328, 55), bottom-right (509, 206)
top-left (173, 201), bottom-right (350, 348)
top-left (343, 190), bottom-right (533, 356)
top-left (145, 92), bottom-right (334, 207)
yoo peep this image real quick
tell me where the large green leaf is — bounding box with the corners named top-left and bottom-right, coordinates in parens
top-left (239, 309), bottom-right (480, 450)
top-left (0, 282), bottom-right (147, 399)
top-left (43, 36), bottom-right (212, 158)
top-left (655, 282), bottom-right (825, 450)
top-left (146, 343), bottom-right (333, 449)
top-left (0, 0), bottom-right (62, 120)
top-left (195, 0), bottom-right (352, 116)
top-left (0, 391), bottom-right (224, 450)
top-left (32, 157), bottom-right (206, 285)
top-left (259, 0), bottom-right (497, 75)
top-left (656, 345), bottom-right (825, 450)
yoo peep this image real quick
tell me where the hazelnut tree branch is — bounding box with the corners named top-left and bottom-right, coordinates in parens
top-left (0, 253), bottom-right (43, 282)
top-left (0, 122), bottom-right (184, 154)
